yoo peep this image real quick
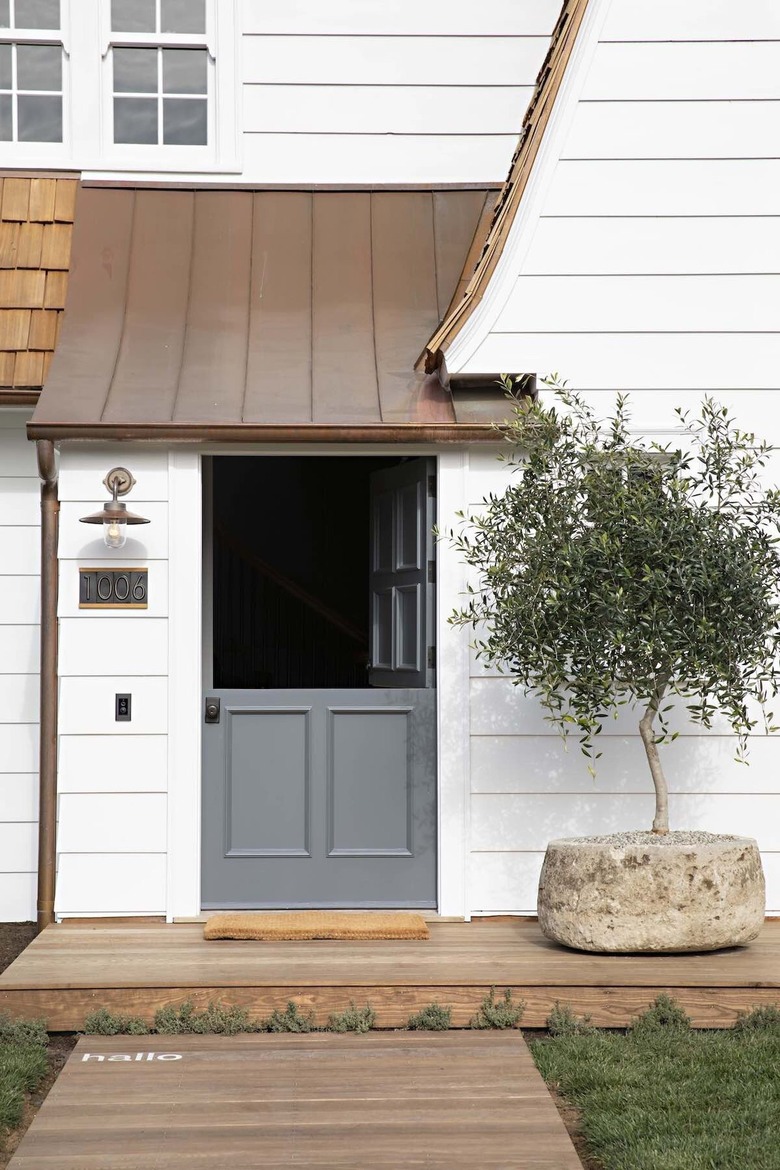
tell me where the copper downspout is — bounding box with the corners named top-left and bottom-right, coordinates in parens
top-left (36, 440), bottom-right (59, 932)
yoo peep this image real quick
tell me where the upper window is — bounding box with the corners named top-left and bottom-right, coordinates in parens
top-left (0, 0), bottom-right (63, 143)
top-left (109, 0), bottom-right (209, 146)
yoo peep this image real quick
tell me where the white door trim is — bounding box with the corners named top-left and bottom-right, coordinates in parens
top-left (436, 450), bottom-right (472, 919)
top-left (166, 447), bottom-right (203, 920)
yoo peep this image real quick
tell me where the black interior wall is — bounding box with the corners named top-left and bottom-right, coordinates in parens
top-left (212, 456), bottom-right (399, 689)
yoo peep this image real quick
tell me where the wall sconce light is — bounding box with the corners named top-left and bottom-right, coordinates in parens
top-left (79, 467), bottom-right (150, 549)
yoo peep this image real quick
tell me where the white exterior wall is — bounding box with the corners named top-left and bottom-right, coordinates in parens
top-left (54, 445), bottom-right (172, 917)
top-left (1, 0), bottom-right (560, 186)
top-left (0, 412), bottom-right (40, 922)
top-left (459, 450), bottom-right (780, 916)
top-left (235, 0), bottom-right (557, 185)
top-left (444, 1), bottom-right (780, 914)
top-left (456, 0), bottom-right (780, 419)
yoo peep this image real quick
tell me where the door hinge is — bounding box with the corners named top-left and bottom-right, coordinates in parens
top-left (427, 559), bottom-right (436, 584)
top-left (427, 646), bottom-right (436, 670)
top-left (427, 474), bottom-right (436, 499)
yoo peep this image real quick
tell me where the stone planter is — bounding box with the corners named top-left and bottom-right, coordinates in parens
top-left (537, 831), bottom-right (765, 953)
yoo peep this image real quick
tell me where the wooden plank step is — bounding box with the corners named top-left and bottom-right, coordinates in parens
top-left (8, 1033), bottom-right (583, 1169)
top-left (1, 919), bottom-right (778, 1029)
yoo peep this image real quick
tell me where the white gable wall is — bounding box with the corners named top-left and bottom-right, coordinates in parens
top-left (236, 2), bottom-right (557, 185)
top-left (2, 0), bottom-right (561, 186)
top-left (458, 0), bottom-right (780, 419)
top-left (445, 0), bottom-right (780, 914)
top-left (0, 412), bottom-right (40, 922)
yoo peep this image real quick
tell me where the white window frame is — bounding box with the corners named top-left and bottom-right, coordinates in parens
top-left (96, 0), bottom-right (239, 173)
top-left (0, 0), bottom-right (71, 164)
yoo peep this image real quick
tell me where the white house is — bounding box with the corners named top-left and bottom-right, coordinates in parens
top-left (1, 0), bottom-right (779, 928)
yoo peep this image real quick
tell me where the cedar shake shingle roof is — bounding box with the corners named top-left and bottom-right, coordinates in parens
top-left (0, 175), bottom-right (77, 402)
top-left (421, 0), bottom-right (590, 372)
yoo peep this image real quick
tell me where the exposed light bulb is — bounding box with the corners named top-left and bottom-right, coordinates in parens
top-left (104, 519), bottom-right (127, 549)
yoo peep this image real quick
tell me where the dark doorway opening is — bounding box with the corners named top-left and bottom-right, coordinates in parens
top-left (212, 456), bottom-right (402, 689)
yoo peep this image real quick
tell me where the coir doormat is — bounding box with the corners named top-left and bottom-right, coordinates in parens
top-left (203, 911), bottom-right (430, 941)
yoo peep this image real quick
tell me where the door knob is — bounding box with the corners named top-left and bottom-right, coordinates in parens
top-left (205, 698), bottom-right (220, 724)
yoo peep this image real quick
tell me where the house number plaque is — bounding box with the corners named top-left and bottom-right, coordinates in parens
top-left (79, 568), bottom-right (148, 610)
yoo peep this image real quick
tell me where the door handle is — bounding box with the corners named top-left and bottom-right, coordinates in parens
top-left (205, 698), bottom-right (220, 724)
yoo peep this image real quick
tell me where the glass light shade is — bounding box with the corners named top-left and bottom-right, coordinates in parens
top-left (103, 517), bottom-right (127, 549)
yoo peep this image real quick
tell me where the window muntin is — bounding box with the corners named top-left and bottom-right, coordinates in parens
top-left (109, 0), bottom-right (209, 146)
top-left (0, 0), bottom-right (63, 142)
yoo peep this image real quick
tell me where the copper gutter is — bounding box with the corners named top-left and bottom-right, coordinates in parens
top-left (0, 390), bottom-right (41, 407)
top-left (26, 422), bottom-right (503, 443)
top-left (35, 440), bottom-right (59, 932)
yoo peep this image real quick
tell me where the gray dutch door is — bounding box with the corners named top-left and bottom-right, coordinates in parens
top-left (201, 458), bottom-right (437, 908)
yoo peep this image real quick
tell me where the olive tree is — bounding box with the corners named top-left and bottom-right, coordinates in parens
top-left (450, 380), bottom-right (780, 834)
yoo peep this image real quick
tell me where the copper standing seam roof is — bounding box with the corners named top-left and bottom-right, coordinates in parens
top-left (0, 175), bottom-right (78, 404)
top-left (420, 0), bottom-right (591, 374)
top-left (28, 187), bottom-right (505, 442)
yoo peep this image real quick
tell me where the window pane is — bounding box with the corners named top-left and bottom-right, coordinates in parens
top-left (0, 43), bottom-right (10, 89)
top-left (17, 44), bottom-right (61, 91)
top-left (18, 93), bottom-right (61, 140)
top-left (114, 47), bottom-right (157, 94)
top-left (15, 0), bottom-right (59, 28)
top-left (163, 96), bottom-right (206, 144)
top-left (162, 48), bottom-right (206, 95)
top-left (111, 0), bottom-right (155, 32)
top-left (114, 96), bottom-right (157, 143)
top-left (0, 93), bottom-right (10, 138)
top-left (161, 0), bottom-right (205, 34)
top-left (0, 1), bottom-right (9, 29)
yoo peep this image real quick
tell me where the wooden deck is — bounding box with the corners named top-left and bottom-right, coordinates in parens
top-left (1, 918), bottom-right (779, 1031)
top-left (8, 1032), bottom-right (582, 1169)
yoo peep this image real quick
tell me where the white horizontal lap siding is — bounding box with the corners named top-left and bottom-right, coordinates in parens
top-left (240, 6), bottom-right (559, 184)
top-left (242, 0), bottom-right (562, 36)
top-left (55, 447), bottom-right (171, 919)
top-left (0, 414), bottom-right (39, 922)
top-left (465, 5), bottom-right (780, 384)
top-left (240, 135), bottom-right (521, 186)
top-left (462, 445), bottom-right (780, 914)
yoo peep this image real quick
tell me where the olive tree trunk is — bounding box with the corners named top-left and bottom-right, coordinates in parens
top-left (638, 680), bottom-right (670, 835)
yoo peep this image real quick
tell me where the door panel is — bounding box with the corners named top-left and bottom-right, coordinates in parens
top-left (202, 688), bottom-right (436, 909)
top-left (225, 707), bottom-right (311, 857)
top-left (369, 459), bottom-right (434, 688)
top-left (328, 706), bottom-right (412, 856)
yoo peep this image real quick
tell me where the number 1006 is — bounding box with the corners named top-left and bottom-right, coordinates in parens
top-left (79, 569), bottom-right (148, 609)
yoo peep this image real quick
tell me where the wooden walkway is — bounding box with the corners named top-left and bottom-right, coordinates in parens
top-left (8, 1032), bottom-right (582, 1169)
top-left (1, 918), bottom-right (779, 1031)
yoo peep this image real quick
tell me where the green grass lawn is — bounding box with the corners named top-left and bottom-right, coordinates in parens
top-left (530, 998), bottom-right (780, 1170)
top-left (0, 1017), bottom-right (48, 1140)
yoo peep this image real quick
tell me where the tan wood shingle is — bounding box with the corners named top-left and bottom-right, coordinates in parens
top-left (0, 269), bottom-right (46, 308)
top-left (13, 349), bottom-right (45, 386)
top-left (16, 223), bottom-right (44, 269)
top-left (40, 222), bottom-right (72, 269)
top-left (0, 222), bottom-right (19, 268)
top-left (0, 350), bottom-right (15, 383)
top-left (0, 309), bottom-right (32, 350)
top-left (29, 178), bottom-right (57, 222)
top-left (54, 178), bottom-right (77, 223)
top-left (0, 175), bottom-right (77, 393)
top-left (28, 308), bottom-right (59, 350)
top-left (1, 177), bottom-right (31, 222)
top-left (42, 269), bottom-right (68, 309)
